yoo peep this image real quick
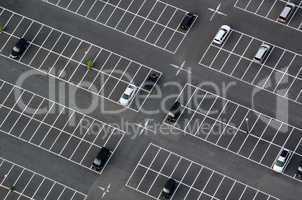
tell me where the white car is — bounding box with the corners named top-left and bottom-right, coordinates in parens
top-left (213, 25), bottom-right (231, 45)
top-left (119, 84), bottom-right (137, 106)
top-left (273, 149), bottom-right (291, 173)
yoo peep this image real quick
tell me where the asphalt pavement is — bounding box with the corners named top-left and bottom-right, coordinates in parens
top-left (0, 0), bottom-right (302, 200)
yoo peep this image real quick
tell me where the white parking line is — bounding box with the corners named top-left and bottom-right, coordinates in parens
top-left (59, 114), bottom-right (85, 155)
top-left (7, 95), bottom-right (35, 134)
top-left (0, 13), bottom-right (20, 51)
top-left (199, 27), bottom-right (302, 106)
top-left (163, 83), bottom-right (302, 182)
top-left (229, 37), bottom-right (254, 76)
top-left (126, 143), bottom-right (280, 200)
top-left (0, 157), bottom-right (87, 200)
top-left (42, 0), bottom-right (196, 54)
top-left (0, 7), bottom-right (162, 112)
top-left (235, 0), bottom-right (302, 34)
top-left (15, 172), bottom-right (35, 200)
top-left (147, 152), bottom-right (170, 194)
top-left (0, 79), bottom-right (125, 174)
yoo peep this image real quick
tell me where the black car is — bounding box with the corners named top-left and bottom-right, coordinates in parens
top-left (160, 178), bottom-right (177, 199)
top-left (10, 38), bottom-right (28, 59)
top-left (143, 73), bottom-right (160, 91)
top-left (180, 13), bottom-right (196, 31)
top-left (166, 101), bottom-right (181, 123)
top-left (92, 147), bottom-right (111, 171)
top-left (296, 161), bottom-right (302, 179)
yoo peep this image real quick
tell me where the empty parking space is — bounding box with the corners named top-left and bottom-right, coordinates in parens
top-left (126, 143), bottom-right (280, 200)
top-left (235, 0), bottom-right (302, 33)
top-left (163, 83), bottom-right (302, 181)
top-left (0, 7), bottom-right (162, 112)
top-left (199, 28), bottom-right (302, 105)
top-left (0, 157), bottom-right (86, 200)
top-left (0, 79), bottom-right (125, 174)
top-left (42, 0), bottom-right (197, 54)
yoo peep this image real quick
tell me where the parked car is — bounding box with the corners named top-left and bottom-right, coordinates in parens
top-left (213, 25), bottom-right (231, 45)
top-left (166, 101), bottom-right (181, 123)
top-left (296, 161), bottom-right (302, 179)
top-left (10, 38), bottom-right (28, 59)
top-left (119, 84), bottom-right (137, 106)
top-left (143, 73), bottom-right (160, 91)
top-left (272, 149), bottom-right (291, 173)
top-left (92, 147), bottom-right (111, 171)
top-left (277, 2), bottom-right (295, 23)
top-left (160, 178), bottom-right (177, 200)
top-left (254, 44), bottom-right (271, 63)
top-left (180, 13), bottom-right (196, 31)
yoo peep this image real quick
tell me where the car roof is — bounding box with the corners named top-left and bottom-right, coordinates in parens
top-left (184, 13), bottom-right (194, 20)
top-left (170, 101), bottom-right (180, 111)
top-left (181, 13), bottom-right (195, 27)
top-left (280, 149), bottom-right (289, 156)
top-left (255, 44), bottom-right (270, 59)
top-left (280, 6), bottom-right (293, 18)
top-left (257, 47), bottom-right (267, 55)
top-left (147, 73), bottom-right (158, 80)
top-left (165, 179), bottom-right (176, 188)
top-left (215, 29), bottom-right (226, 40)
top-left (97, 147), bottom-right (110, 158)
top-left (125, 85), bottom-right (136, 95)
top-left (16, 38), bottom-right (27, 46)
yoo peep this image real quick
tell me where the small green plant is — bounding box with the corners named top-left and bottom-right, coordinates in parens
top-left (85, 59), bottom-right (94, 70)
top-left (0, 24), bottom-right (5, 33)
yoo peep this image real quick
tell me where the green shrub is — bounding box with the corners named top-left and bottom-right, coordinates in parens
top-left (85, 59), bottom-right (94, 70)
top-left (0, 24), bottom-right (5, 33)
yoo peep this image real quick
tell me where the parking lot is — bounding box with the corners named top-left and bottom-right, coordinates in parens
top-left (199, 28), bottom-right (302, 105)
top-left (163, 83), bottom-right (302, 181)
top-left (1, 0), bottom-right (302, 199)
top-left (0, 6), bottom-right (162, 112)
top-left (0, 79), bottom-right (124, 174)
top-left (0, 157), bottom-right (87, 200)
top-left (234, 0), bottom-right (302, 32)
top-left (126, 143), bottom-right (280, 200)
top-left (43, 0), bottom-right (196, 54)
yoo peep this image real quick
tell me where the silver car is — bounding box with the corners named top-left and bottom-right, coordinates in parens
top-left (213, 25), bottom-right (231, 45)
top-left (277, 3), bottom-right (295, 23)
top-left (254, 44), bottom-right (271, 63)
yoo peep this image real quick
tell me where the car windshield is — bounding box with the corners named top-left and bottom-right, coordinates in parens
top-left (216, 30), bottom-right (226, 40)
top-left (280, 150), bottom-right (288, 157)
top-left (256, 47), bottom-right (267, 58)
top-left (168, 112), bottom-right (175, 118)
top-left (260, 47), bottom-right (267, 53)
top-left (122, 93), bottom-right (130, 99)
top-left (13, 46), bottom-right (20, 52)
top-left (163, 188), bottom-right (170, 193)
top-left (276, 160), bottom-right (285, 167)
top-left (93, 158), bottom-right (101, 165)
